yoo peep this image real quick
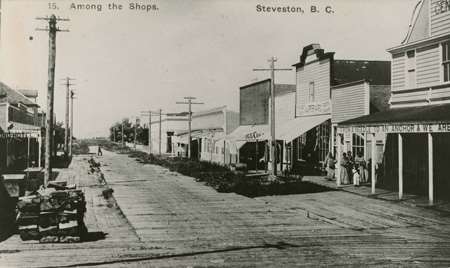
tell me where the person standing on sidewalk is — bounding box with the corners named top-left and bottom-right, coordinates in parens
top-left (324, 152), bottom-right (336, 181)
top-left (354, 152), bottom-right (366, 183)
top-left (340, 152), bottom-right (350, 184)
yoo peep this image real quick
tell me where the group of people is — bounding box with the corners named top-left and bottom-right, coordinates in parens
top-left (324, 151), bottom-right (369, 186)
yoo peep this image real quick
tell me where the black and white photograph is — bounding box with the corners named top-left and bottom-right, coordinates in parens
top-left (0, 0), bottom-right (450, 266)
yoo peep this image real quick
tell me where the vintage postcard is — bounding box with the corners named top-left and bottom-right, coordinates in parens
top-left (0, 0), bottom-right (450, 267)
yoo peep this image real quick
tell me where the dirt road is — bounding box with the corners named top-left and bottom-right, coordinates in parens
top-left (1, 149), bottom-right (450, 267)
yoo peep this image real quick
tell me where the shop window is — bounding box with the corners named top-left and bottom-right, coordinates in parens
top-left (308, 81), bottom-right (315, 103)
top-left (297, 134), bottom-right (306, 160)
top-left (442, 41), bottom-right (450, 82)
top-left (352, 133), bottom-right (365, 157)
top-left (406, 50), bottom-right (416, 88)
top-left (316, 121), bottom-right (330, 162)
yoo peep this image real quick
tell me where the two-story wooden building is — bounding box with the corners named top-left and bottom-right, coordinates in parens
top-left (0, 82), bottom-right (43, 172)
top-left (225, 79), bottom-right (296, 172)
top-left (338, 0), bottom-right (450, 203)
top-left (290, 44), bottom-right (390, 174)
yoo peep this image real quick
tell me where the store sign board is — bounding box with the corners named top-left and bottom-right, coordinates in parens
top-left (297, 100), bottom-right (331, 116)
top-left (245, 131), bottom-right (264, 141)
top-left (0, 133), bottom-right (39, 138)
top-left (337, 122), bottom-right (450, 134)
top-left (434, 0), bottom-right (450, 15)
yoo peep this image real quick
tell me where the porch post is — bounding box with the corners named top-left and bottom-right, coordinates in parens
top-left (398, 133), bottom-right (403, 200)
top-left (331, 124), bottom-right (335, 156)
top-left (27, 135), bottom-right (31, 168)
top-left (428, 133), bottom-right (434, 205)
top-left (255, 140), bottom-right (258, 173)
top-left (336, 133), bottom-right (342, 187)
top-left (38, 134), bottom-right (42, 168)
top-left (371, 133), bottom-right (376, 195)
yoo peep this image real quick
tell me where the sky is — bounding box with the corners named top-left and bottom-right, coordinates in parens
top-left (0, 0), bottom-right (418, 138)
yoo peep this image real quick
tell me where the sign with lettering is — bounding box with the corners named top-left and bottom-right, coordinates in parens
top-left (245, 131), bottom-right (264, 141)
top-left (298, 100), bottom-right (331, 116)
top-left (337, 122), bottom-right (450, 134)
top-left (0, 133), bottom-right (39, 138)
top-left (434, 0), bottom-right (450, 15)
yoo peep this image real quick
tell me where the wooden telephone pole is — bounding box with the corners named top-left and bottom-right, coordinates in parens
top-left (36, 15), bottom-right (69, 186)
top-left (141, 109), bottom-right (165, 155)
top-left (62, 77), bottom-right (75, 155)
top-left (253, 57), bottom-right (291, 176)
top-left (176, 97), bottom-right (203, 159)
top-left (69, 90), bottom-right (75, 156)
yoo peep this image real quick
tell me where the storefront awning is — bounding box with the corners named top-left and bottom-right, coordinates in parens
top-left (225, 114), bottom-right (330, 143)
top-left (338, 103), bottom-right (450, 134)
top-left (225, 124), bottom-right (269, 142)
top-left (277, 114), bottom-right (331, 142)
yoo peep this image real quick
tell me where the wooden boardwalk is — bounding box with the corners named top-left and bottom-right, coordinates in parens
top-left (1, 150), bottom-right (450, 267)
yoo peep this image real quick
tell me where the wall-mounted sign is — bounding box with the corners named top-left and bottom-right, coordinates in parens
top-left (245, 131), bottom-right (264, 141)
top-left (0, 133), bottom-right (39, 138)
top-left (297, 100), bottom-right (331, 116)
top-left (434, 0), bottom-right (450, 15)
top-left (337, 122), bottom-right (450, 134)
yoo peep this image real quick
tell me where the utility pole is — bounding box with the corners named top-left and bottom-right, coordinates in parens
top-left (253, 57), bottom-right (291, 176)
top-left (121, 121), bottom-right (124, 147)
top-left (36, 15), bottom-right (69, 187)
top-left (176, 97), bottom-right (203, 159)
top-left (69, 90), bottom-right (75, 156)
top-left (61, 77), bottom-right (75, 155)
top-left (141, 109), bottom-right (165, 155)
top-left (134, 117), bottom-right (138, 150)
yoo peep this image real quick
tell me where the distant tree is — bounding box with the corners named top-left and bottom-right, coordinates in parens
top-left (110, 119), bottom-right (149, 145)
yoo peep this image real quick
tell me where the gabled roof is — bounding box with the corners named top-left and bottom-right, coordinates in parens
top-left (0, 82), bottom-right (39, 107)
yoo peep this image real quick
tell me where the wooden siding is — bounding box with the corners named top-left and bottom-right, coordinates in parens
top-left (390, 89), bottom-right (429, 107)
top-left (391, 53), bottom-right (406, 92)
top-left (296, 58), bottom-right (330, 116)
top-left (275, 92), bottom-right (295, 124)
top-left (416, 44), bottom-right (441, 86)
top-left (331, 82), bottom-right (368, 124)
top-left (431, 0), bottom-right (450, 36)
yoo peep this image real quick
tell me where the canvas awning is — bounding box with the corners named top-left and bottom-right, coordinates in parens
top-left (277, 114), bottom-right (331, 142)
top-left (225, 124), bottom-right (269, 142)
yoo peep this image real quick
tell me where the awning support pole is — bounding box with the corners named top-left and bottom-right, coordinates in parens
top-left (398, 133), bottom-right (403, 200)
top-left (336, 134), bottom-right (342, 187)
top-left (371, 133), bottom-right (376, 195)
top-left (428, 133), bottom-right (434, 205)
top-left (255, 140), bottom-right (259, 173)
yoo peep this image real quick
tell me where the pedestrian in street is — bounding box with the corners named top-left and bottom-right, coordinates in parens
top-left (352, 166), bottom-right (361, 186)
top-left (98, 145), bottom-right (103, 156)
top-left (354, 152), bottom-right (366, 183)
top-left (340, 152), bottom-right (350, 184)
top-left (324, 152), bottom-right (336, 181)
